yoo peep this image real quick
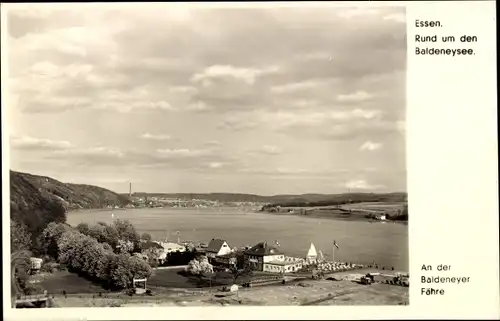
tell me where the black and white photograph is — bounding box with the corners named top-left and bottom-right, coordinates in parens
top-left (6, 3), bottom-right (408, 308)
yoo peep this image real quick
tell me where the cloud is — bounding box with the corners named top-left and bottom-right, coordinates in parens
top-left (185, 101), bottom-right (212, 112)
top-left (10, 135), bottom-right (73, 150)
top-left (13, 62), bottom-right (176, 113)
top-left (191, 64), bottom-right (279, 86)
top-left (53, 146), bottom-right (125, 161)
top-left (217, 117), bottom-right (260, 131)
top-left (238, 167), bottom-right (350, 177)
top-left (155, 148), bottom-right (212, 159)
top-left (345, 179), bottom-right (385, 190)
top-left (337, 8), bottom-right (382, 19)
top-left (383, 13), bottom-right (406, 23)
top-left (247, 145), bottom-right (284, 156)
top-left (208, 162), bottom-right (223, 169)
top-left (359, 141), bottom-right (382, 151)
top-left (140, 133), bottom-right (172, 141)
top-left (8, 6), bottom-right (405, 117)
top-left (7, 6), bottom-right (407, 194)
top-left (205, 140), bottom-right (221, 146)
top-left (337, 91), bottom-right (374, 102)
top-left (217, 108), bottom-right (385, 136)
top-left (270, 80), bottom-right (323, 94)
top-left (261, 145), bottom-right (283, 155)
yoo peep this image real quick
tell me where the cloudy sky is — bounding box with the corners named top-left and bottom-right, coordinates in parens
top-left (5, 4), bottom-right (406, 195)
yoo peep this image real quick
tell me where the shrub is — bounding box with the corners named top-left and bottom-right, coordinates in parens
top-left (40, 263), bottom-right (55, 273)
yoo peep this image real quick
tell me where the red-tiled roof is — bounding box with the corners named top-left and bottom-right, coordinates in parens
top-left (244, 242), bottom-right (281, 256)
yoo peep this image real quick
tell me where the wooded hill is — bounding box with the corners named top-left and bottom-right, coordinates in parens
top-left (10, 171), bottom-right (131, 244)
top-left (11, 170), bottom-right (131, 211)
top-left (129, 192), bottom-right (407, 205)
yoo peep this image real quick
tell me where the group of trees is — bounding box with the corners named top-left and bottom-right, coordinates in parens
top-left (75, 219), bottom-right (141, 254)
top-left (10, 220), bottom-right (34, 297)
top-left (41, 222), bottom-right (152, 290)
top-left (185, 255), bottom-right (253, 288)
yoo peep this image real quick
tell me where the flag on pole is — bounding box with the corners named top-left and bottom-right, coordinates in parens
top-left (333, 240), bottom-right (340, 249)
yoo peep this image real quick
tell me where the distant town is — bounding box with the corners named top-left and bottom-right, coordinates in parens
top-left (121, 196), bottom-right (262, 209)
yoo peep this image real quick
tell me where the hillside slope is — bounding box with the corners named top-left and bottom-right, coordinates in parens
top-left (10, 171), bottom-right (67, 244)
top-left (11, 171), bottom-right (131, 211)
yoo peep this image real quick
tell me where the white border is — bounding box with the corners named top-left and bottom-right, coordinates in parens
top-left (2, 1), bottom-right (499, 320)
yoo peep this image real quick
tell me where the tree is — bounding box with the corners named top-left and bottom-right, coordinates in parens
top-left (86, 223), bottom-right (120, 250)
top-left (187, 256), bottom-right (214, 275)
top-left (113, 219), bottom-right (140, 250)
top-left (108, 254), bottom-right (133, 289)
top-left (113, 219), bottom-right (139, 242)
top-left (10, 220), bottom-right (32, 252)
top-left (57, 230), bottom-right (88, 270)
top-left (38, 222), bottom-right (72, 259)
top-left (186, 256), bottom-right (214, 286)
top-left (11, 250), bottom-right (32, 300)
top-left (102, 242), bottom-right (113, 252)
top-left (142, 247), bottom-right (161, 268)
top-left (128, 255), bottom-right (153, 280)
top-left (117, 239), bottom-right (134, 254)
top-left (76, 222), bottom-right (90, 235)
top-left (229, 263), bottom-right (253, 285)
top-left (167, 249), bottom-right (196, 266)
top-left (141, 233), bottom-right (152, 242)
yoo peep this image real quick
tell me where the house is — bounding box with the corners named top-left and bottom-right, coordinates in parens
top-left (205, 238), bottom-right (232, 260)
top-left (212, 252), bottom-right (239, 269)
top-left (141, 241), bottom-right (185, 264)
top-left (375, 214), bottom-right (387, 221)
top-left (244, 242), bottom-right (284, 271)
top-left (157, 241), bottom-right (186, 254)
top-left (30, 258), bottom-right (43, 274)
top-left (140, 241), bottom-right (165, 263)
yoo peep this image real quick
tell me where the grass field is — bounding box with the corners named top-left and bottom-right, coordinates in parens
top-left (149, 268), bottom-right (255, 290)
top-left (36, 271), bottom-right (109, 295)
top-left (34, 267), bottom-right (254, 297)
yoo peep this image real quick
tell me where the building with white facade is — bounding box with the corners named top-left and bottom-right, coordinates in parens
top-left (244, 242), bottom-right (284, 271)
top-left (205, 238), bottom-right (233, 260)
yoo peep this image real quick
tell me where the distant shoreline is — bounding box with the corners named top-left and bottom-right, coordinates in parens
top-left (259, 210), bottom-right (408, 224)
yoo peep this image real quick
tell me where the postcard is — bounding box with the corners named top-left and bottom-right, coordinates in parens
top-left (2, 1), bottom-right (498, 320)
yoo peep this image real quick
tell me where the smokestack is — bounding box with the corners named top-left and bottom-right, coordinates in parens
top-left (129, 182), bottom-right (132, 197)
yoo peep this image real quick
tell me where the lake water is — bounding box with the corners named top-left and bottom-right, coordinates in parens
top-left (66, 207), bottom-right (408, 270)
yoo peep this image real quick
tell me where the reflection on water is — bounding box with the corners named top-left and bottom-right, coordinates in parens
top-left (67, 207), bottom-right (408, 270)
